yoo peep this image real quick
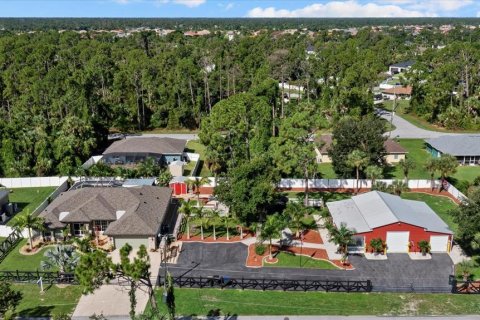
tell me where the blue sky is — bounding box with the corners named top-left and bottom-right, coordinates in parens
top-left (1, 0), bottom-right (479, 18)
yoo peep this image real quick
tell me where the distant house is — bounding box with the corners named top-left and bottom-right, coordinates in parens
top-left (315, 135), bottom-right (407, 164)
top-left (102, 137), bottom-right (186, 167)
top-left (39, 186), bottom-right (175, 249)
top-left (388, 60), bottom-right (414, 75)
top-left (306, 44), bottom-right (316, 55)
top-left (327, 191), bottom-right (453, 253)
top-left (425, 135), bottom-right (480, 165)
top-left (381, 86), bottom-right (412, 100)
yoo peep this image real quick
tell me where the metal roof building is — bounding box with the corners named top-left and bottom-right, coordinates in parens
top-left (327, 191), bottom-right (453, 253)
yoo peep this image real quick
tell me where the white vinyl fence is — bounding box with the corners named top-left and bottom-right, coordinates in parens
top-left (278, 179), bottom-right (466, 202)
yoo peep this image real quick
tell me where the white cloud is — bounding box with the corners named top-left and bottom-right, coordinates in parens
top-left (376, 0), bottom-right (473, 12)
top-left (247, 1), bottom-right (427, 18)
top-left (225, 2), bottom-right (234, 11)
top-left (172, 0), bottom-right (206, 7)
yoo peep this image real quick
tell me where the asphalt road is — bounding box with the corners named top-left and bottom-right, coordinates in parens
top-left (165, 242), bottom-right (454, 293)
top-left (376, 109), bottom-right (464, 139)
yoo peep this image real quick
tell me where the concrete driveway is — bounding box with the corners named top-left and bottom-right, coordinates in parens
top-left (72, 249), bottom-right (162, 319)
top-left (376, 109), bottom-right (464, 139)
top-left (166, 243), bottom-right (453, 292)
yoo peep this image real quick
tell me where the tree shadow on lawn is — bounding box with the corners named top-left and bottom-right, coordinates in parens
top-left (16, 306), bottom-right (55, 318)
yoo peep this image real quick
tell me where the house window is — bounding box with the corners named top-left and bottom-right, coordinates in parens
top-left (93, 220), bottom-right (109, 232)
top-left (72, 223), bottom-right (85, 236)
top-left (394, 154), bottom-right (398, 160)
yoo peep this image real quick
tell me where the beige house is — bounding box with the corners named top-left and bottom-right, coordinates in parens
top-left (315, 135), bottom-right (407, 164)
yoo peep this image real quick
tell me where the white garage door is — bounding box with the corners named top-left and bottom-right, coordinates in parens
top-left (386, 231), bottom-right (410, 253)
top-left (430, 235), bottom-right (449, 252)
top-left (114, 237), bottom-right (148, 249)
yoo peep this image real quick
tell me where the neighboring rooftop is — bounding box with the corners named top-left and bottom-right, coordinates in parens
top-left (103, 137), bottom-right (186, 155)
top-left (381, 86), bottom-right (412, 95)
top-left (426, 135), bottom-right (480, 156)
top-left (390, 60), bottom-right (415, 68)
top-left (39, 186), bottom-right (172, 236)
top-left (326, 191), bottom-right (452, 234)
top-left (316, 135), bottom-right (406, 154)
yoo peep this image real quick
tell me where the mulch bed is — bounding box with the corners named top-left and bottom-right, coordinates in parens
top-left (246, 244), bottom-right (354, 270)
top-left (292, 229), bottom-right (323, 244)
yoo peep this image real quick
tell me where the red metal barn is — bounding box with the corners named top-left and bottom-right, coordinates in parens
top-left (327, 191), bottom-right (453, 253)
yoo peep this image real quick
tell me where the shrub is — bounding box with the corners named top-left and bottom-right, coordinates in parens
top-left (418, 240), bottom-right (430, 254)
top-left (255, 244), bottom-right (266, 256)
top-left (370, 238), bottom-right (384, 253)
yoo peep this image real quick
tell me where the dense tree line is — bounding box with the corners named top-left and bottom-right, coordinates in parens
top-left (2, 18), bottom-right (480, 32)
top-left (1, 25), bottom-right (479, 177)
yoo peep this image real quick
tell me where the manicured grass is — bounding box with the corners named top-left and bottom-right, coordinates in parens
top-left (264, 252), bottom-right (339, 270)
top-left (317, 163), bottom-right (337, 179)
top-left (400, 192), bottom-right (458, 233)
top-left (6, 187), bottom-right (56, 226)
top-left (452, 166), bottom-right (480, 183)
top-left (185, 140), bottom-right (211, 176)
top-left (0, 239), bottom-right (54, 271)
top-left (12, 283), bottom-right (83, 317)
top-left (153, 288), bottom-right (480, 316)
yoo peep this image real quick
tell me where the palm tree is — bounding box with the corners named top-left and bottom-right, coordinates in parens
top-left (260, 214), bottom-right (285, 259)
top-left (178, 200), bottom-right (195, 239)
top-left (223, 211), bottom-right (232, 241)
top-left (365, 165), bottom-right (383, 187)
top-left (41, 245), bottom-right (80, 273)
top-left (284, 202), bottom-right (306, 238)
top-left (330, 223), bottom-right (354, 254)
top-left (205, 148), bottom-right (223, 185)
top-left (389, 179), bottom-right (409, 196)
top-left (186, 176), bottom-right (210, 207)
top-left (13, 212), bottom-right (45, 251)
top-left (137, 157), bottom-right (158, 177)
top-left (206, 209), bottom-right (220, 240)
top-left (398, 158), bottom-right (416, 185)
top-left (195, 205), bottom-right (206, 240)
top-left (436, 154), bottom-right (459, 191)
top-left (346, 150), bottom-right (369, 194)
top-left (424, 158), bottom-right (438, 191)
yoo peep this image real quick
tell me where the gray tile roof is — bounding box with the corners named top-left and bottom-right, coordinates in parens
top-left (390, 60), bottom-right (414, 68)
top-left (326, 191), bottom-right (452, 234)
top-left (103, 137), bottom-right (186, 155)
top-left (426, 135), bottom-right (480, 156)
top-left (39, 186), bottom-right (172, 237)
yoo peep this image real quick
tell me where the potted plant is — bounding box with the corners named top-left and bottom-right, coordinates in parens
top-left (457, 260), bottom-right (474, 281)
top-left (370, 238), bottom-right (384, 255)
top-left (418, 240), bottom-right (430, 256)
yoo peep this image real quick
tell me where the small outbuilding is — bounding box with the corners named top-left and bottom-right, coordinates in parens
top-left (388, 60), bottom-right (414, 75)
top-left (327, 191), bottom-right (453, 253)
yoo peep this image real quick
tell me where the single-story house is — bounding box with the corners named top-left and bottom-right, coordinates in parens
top-left (39, 186), bottom-right (174, 249)
top-left (426, 135), bottom-right (480, 165)
top-left (327, 191), bottom-right (453, 253)
top-left (388, 60), bottom-right (414, 75)
top-left (315, 135), bottom-right (407, 164)
top-left (381, 86), bottom-right (412, 100)
top-left (102, 137), bottom-right (186, 166)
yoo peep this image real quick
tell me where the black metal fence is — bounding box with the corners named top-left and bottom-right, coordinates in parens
top-left (158, 275), bottom-right (372, 292)
top-left (452, 279), bottom-right (480, 294)
top-left (0, 229), bottom-right (23, 262)
top-left (0, 270), bottom-right (77, 284)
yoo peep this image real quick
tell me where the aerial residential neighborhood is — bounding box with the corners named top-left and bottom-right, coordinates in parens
top-left (1, 2), bottom-right (480, 320)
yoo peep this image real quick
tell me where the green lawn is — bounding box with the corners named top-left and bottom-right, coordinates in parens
top-left (317, 163), bottom-right (336, 178)
top-left (185, 140), bottom-right (211, 176)
top-left (387, 139), bottom-right (480, 184)
top-left (12, 284), bottom-right (83, 317)
top-left (264, 252), bottom-right (339, 270)
top-left (153, 288), bottom-right (480, 316)
top-left (6, 187), bottom-right (56, 226)
top-left (0, 239), bottom-right (53, 271)
top-left (400, 192), bottom-right (458, 233)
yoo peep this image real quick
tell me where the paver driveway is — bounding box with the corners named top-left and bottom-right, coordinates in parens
top-left (165, 242), bottom-right (454, 292)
